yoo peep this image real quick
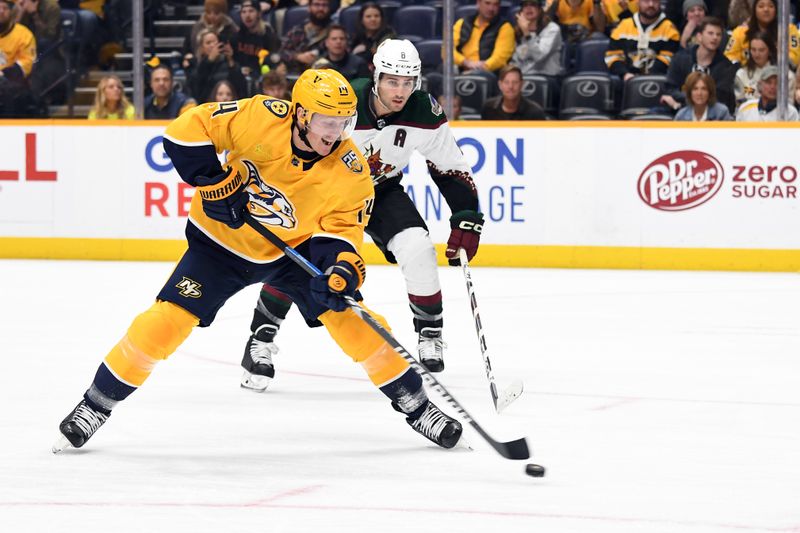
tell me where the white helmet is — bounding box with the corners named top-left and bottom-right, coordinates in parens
top-left (372, 38), bottom-right (422, 92)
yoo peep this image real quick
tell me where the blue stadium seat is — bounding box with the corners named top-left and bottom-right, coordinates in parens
top-left (619, 75), bottom-right (668, 118)
top-left (559, 74), bottom-right (615, 119)
top-left (282, 6), bottom-right (308, 35)
top-left (522, 74), bottom-right (558, 116)
top-left (455, 74), bottom-right (492, 114)
top-left (416, 39), bottom-right (443, 72)
top-left (337, 5), bottom-right (360, 36)
top-left (455, 5), bottom-right (477, 22)
top-left (393, 6), bottom-right (438, 41)
top-left (575, 36), bottom-right (610, 73)
top-left (377, 1), bottom-right (403, 24)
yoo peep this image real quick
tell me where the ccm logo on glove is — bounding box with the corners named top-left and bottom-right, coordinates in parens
top-left (445, 210), bottom-right (484, 266)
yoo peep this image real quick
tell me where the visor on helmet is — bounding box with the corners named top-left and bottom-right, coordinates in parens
top-left (306, 111), bottom-right (358, 140)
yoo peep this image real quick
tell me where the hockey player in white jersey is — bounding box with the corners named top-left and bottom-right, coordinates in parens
top-left (240, 39), bottom-right (483, 391)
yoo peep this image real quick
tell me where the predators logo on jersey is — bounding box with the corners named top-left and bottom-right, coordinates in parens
top-left (242, 160), bottom-right (297, 229)
top-left (263, 99), bottom-right (289, 118)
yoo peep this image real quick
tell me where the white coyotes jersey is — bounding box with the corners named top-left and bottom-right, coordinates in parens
top-left (350, 79), bottom-right (478, 213)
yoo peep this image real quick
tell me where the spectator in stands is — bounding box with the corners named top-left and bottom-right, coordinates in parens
top-left (728, 0), bottom-right (753, 29)
top-left (736, 65), bottom-right (799, 120)
top-left (512, 0), bottom-right (562, 76)
top-left (725, 0), bottom-right (800, 67)
top-left (144, 65), bottom-right (197, 119)
top-left (546, 0), bottom-right (606, 43)
top-left (661, 17), bottom-right (736, 113)
top-left (453, 0), bottom-right (515, 74)
top-left (188, 28), bottom-right (248, 103)
top-left (605, 0), bottom-right (680, 80)
top-left (602, 0), bottom-right (638, 29)
top-left (16, 0), bottom-right (59, 45)
top-left (312, 24), bottom-right (370, 80)
top-left (795, 66), bottom-right (800, 109)
top-left (232, 0), bottom-right (281, 78)
top-left (674, 71), bottom-right (732, 120)
top-left (481, 64), bottom-right (547, 119)
top-left (209, 79), bottom-right (238, 102)
top-left (679, 0), bottom-right (706, 48)
top-left (734, 32), bottom-right (774, 103)
top-left (183, 0), bottom-right (239, 72)
top-left (0, 0), bottom-right (36, 117)
top-left (88, 74), bottom-right (134, 119)
top-left (437, 93), bottom-right (463, 120)
top-left (260, 70), bottom-right (289, 99)
top-left (280, 0), bottom-right (332, 75)
top-left (16, 0), bottom-right (62, 104)
top-left (350, 2), bottom-right (395, 69)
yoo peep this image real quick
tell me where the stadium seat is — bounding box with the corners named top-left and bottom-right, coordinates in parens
top-left (559, 74), bottom-right (615, 119)
top-left (393, 6), bottom-right (438, 41)
top-left (337, 5), bottom-right (360, 35)
top-left (377, 1), bottom-right (402, 24)
top-left (574, 36), bottom-right (610, 73)
top-left (416, 39), bottom-right (443, 72)
top-left (619, 75), bottom-right (668, 118)
top-left (629, 114), bottom-right (673, 121)
top-left (522, 74), bottom-right (557, 116)
top-left (282, 6), bottom-right (308, 35)
top-left (455, 5), bottom-right (477, 22)
top-left (454, 74), bottom-right (492, 114)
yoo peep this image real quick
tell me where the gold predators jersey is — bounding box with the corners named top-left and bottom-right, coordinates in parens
top-left (163, 96), bottom-right (373, 263)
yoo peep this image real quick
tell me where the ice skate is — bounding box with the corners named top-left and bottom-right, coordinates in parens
top-left (406, 400), bottom-right (462, 449)
top-left (240, 334), bottom-right (279, 392)
top-left (418, 327), bottom-right (446, 372)
top-left (52, 399), bottom-right (109, 453)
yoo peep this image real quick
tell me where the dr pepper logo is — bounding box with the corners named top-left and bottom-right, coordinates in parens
top-left (638, 151), bottom-right (724, 211)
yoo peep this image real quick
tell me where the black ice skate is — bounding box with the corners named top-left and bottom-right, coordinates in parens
top-left (418, 327), bottom-right (446, 372)
top-left (52, 399), bottom-right (110, 453)
top-left (240, 334), bottom-right (279, 392)
top-left (407, 400), bottom-right (462, 449)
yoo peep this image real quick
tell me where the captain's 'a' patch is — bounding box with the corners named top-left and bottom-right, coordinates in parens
top-left (263, 99), bottom-right (289, 118)
top-left (341, 150), bottom-right (363, 173)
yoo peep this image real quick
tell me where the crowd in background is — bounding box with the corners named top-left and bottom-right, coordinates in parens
top-left (1, 0), bottom-right (800, 121)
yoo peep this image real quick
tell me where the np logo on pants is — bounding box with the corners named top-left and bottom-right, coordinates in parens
top-left (176, 277), bottom-right (203, 298)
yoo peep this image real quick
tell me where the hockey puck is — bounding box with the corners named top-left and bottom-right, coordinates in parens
top-left (525, 463), bottom-right (546, 477)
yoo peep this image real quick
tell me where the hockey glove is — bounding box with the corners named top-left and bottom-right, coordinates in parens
top-left (445, 210), bottom-right (484, 266)
top-left (310, 252), bottom-right (366, 312)
top-left (195, 167), bottom-right (249, 229)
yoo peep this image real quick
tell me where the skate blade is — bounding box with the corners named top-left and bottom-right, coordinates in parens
top-left (240, 370), bottom-right (271, 392)
top-left (496, 380), bottom-right (524, 414)
top-left (454, 432), bottom-right (473, 452)
top-left (52, 435), bottom-right (73, 454)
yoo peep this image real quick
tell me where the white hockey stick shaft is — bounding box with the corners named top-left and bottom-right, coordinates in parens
top-left (458, 249), bottom-right (523, 413)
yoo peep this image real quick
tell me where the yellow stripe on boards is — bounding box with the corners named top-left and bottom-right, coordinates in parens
top-left (1, 238), bottom-right (798, 272)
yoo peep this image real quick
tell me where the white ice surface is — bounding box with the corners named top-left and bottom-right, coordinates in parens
top-left (1, 259), bottom-right (799, 532)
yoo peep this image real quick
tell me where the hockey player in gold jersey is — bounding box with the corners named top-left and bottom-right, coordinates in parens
top-left (52, 69), bottom-right (463, 454)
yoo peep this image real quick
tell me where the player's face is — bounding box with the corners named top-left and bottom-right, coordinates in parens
top-left (749, 39), bottom-right (770, 66)
top-left (297, 108), bottom-right (355, 156)
top-left (755, 0), bottom-right (776, 25)
top-left (760, 76), bottom-right (778, 100)
top-left (690, 79), bottom-right (709, 106)
top-left (377, 74), bottom-right (416, 112)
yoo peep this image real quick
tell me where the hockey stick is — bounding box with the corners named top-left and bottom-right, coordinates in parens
top-left (243, 212), bottom-right (530, 460)
top-left (458, 248), bottom-right (524, 413)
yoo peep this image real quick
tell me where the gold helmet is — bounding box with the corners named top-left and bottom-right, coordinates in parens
top-left (291, 69), bottom-right (358, 140)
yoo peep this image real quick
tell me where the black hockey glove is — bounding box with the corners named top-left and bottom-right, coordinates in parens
top-left (195, 167), bottom-right (249, 229)
top-left (445, 210), bottom-right (484, 266)
top-left (310, 252), bottom-right (366, 312)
